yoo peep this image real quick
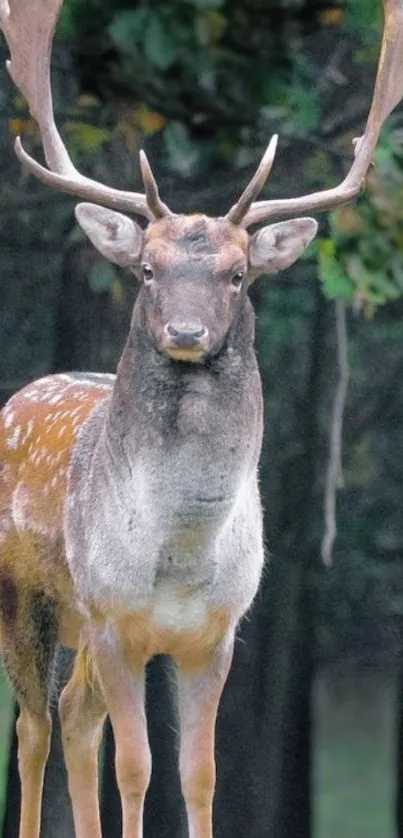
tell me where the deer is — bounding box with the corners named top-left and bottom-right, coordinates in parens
top-left (0, 1), bottom-right (402, 837)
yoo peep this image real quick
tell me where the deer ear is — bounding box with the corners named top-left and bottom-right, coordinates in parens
top-left (75, 203), bottom-right (143, 268)
top-left (248, 218), bottom-right (318, 280)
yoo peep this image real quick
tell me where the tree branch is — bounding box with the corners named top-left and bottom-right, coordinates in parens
top-left (321, 299), bottom-right (349, 566)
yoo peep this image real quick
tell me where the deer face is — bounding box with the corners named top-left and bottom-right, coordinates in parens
top-left (137, 215), bottom-right (249, 362)
top-left (76, 204), bottom-right (317, 363)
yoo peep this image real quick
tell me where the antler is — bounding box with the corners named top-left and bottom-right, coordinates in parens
top-left (226, 134), bottom-right (278, 224)
top-left (0, 0), bottom-right (171, 220)
top-left (227, 0), bottom-right (403, 228)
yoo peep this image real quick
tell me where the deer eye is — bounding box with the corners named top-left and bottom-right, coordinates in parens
top-left (142, 263), bottom-right (154, 284)
top-left (231, 270), bottom-right (244, 290)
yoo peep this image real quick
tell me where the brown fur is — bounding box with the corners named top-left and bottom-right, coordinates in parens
top-left (0, 377), bottom-right (110, 620)
top-left (114, 607), bottom-right (230, 671)
top-left (144, 214), bottom-right (248, 268)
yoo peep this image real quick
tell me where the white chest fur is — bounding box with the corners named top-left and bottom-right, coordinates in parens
top-left (66, 401), bottom-right (264, 623)
top-left (150, 580), bottom-right (208, 631)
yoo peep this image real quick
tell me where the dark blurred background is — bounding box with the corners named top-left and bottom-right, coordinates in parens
top-left (1, 0), bottom-right (403, 836)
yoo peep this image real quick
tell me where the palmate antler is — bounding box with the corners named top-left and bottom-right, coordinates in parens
top-left (0, 0), bottom-right (171, 220)
top-left (227, 0), bottom-right (403, 226)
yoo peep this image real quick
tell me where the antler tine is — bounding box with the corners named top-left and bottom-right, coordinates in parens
top-left (139, 150), bottom-right (172, 219)
top-left (0, 0), bottom-right (169, 220)
top-left (226, 134), bottom-right (278, 225)
top-left (14, 137), bottom-right (154, 218)
top-left (242, 0), bottom-right (403, 228)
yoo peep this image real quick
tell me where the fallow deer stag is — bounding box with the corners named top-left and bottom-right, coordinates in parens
top-left (0, 1), bottom-right (402, 837)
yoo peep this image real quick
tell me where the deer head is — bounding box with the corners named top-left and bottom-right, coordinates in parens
top-left (1, 0), bottom-right (403, 362)
top-left (75, 199), bottom-right (317, 362)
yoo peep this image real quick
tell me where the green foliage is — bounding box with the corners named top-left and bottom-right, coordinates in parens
top-left (317, 239), bottom-right (355, 302)
top-left (54, 0), bottom-right (403, 350)
top-left (65, 121), bottom-right (111, 153)
top-left (287, 83), bottom-right (320, 135)
top-left (108, 8), bottom-right (178, 70)
top-left (318, 126), bottom-right (403, 315)
top-left (62, 0), bottom-right (322, 173)
top-left (343, 0), bottom-right (380, 50)
top-left (163, 122), bottom-right (200, 175)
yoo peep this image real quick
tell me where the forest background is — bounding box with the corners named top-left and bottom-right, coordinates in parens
top-left (1, 0), bottom-right (403, 836)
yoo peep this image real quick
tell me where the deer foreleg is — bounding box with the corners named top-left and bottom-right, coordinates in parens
top-left (176, 633), bottom-right (235, 838)
top-left (91, 629), bottom-right (152, 838)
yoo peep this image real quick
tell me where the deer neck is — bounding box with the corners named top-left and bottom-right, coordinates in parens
top-left (104, 294), bottom-right (261, 465)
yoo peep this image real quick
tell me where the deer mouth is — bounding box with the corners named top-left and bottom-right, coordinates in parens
top-left (164, 347), bottom-right (207, 363)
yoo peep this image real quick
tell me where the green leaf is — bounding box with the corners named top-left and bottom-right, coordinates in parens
top-left (300, 239), bottom-right (320, 260)
top-left (88, 260), bottom-right (118, 295)
top-left (370, 272), bottom-right (400, 300)
top-left (144, 16), bottom-right (178, 70)
top-left (318, 251), bottom-right (355, 301)
top-left (389, 257), bottom-right (403, 291)
top-left (288, 85), bottom-right (320, 136)
top-left (318, 238), bottom-right (336, 258)
top-left (365, 289), bottom-right (387, 307)
top-left (344, 0), bottom-right (379, 45)
top-left (164, 122), bottom-right (200, 176)
top-left (65, 122), bottom-right (111, 153)
top-left (57, 5), bottom-right (75, 37)
top-left (108, 9), bottom-right (150, 53)
top-left (374, 145), bottom-right (393, 166)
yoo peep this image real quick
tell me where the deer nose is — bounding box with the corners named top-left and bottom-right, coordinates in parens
top-left (165, 320), bottom-right (208, 348)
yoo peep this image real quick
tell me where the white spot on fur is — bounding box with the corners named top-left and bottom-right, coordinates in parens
top-left (0, 517), bottom-right (12, 546)
top-left (7, 426), bottom-right (21, 449)
top-left (12, 483), bottom-right (59, 538)
top-left (23, 419), bottom-right (35, 442)
top-left (3, 411), bottom-right (14, 428)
